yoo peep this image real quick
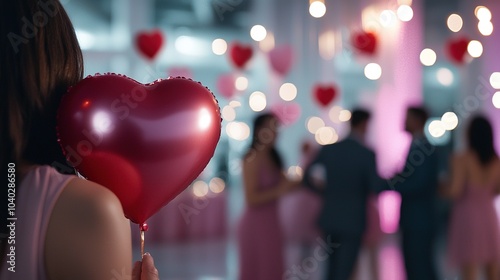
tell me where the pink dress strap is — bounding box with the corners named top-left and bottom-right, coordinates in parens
top-left (0, 165), bottom-right (75, 279)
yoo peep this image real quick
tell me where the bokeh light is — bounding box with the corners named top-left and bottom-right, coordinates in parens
top-left (447, 14), bottom-right (463, 33)
top-left (249, 91), bottom-right (267, 112)
top-left (475, 6), bottom-right (492, 22)
top-left (315, 126), bottom-right (338, 145)
top-left (428, 120), bottom-right (446, 138)
top-left (226, 121), bottom-right (250, 141)
top-left (287, 165), bottom-right (304, 180)
top-left (259, 31), bottom-right (275, 52)
top-left (437, 68), bottom-right (454, 86)
top-left (380, 10), bottom-right (397, 27)
top-left (319, 30), bottom-right (336, 60)
top-left (229, 100), bottom-right (241, 108)
top-left (193, 180), bottom-right (209, 197)
top-left (420, 48), bottom-right (437, 66)
top-left (441, 112), bottom-right (458, 130)
top-left (364, 63), bottom-right (382, 80)
top-left (221, 105), bottom-right (236, 121)
top-left (397, 0), bottom-right (412, 5)
top-left (397, 5), bottom-right (413, 22)
top-left (478, 21), bottom-right (494, 36)
top-left (490, 72), bottom-right (500, 89)
top-left (493, 92), bottom-right (500, 109)
top-left (209, 177), bottom-right (225, 193)
top-left (279, 83), bottom-right (298, 101)
top-left (235, 76), bottom-right (248, 91)
top-left (250, 25), bottom-right (267, 42)
top-left (307, 116), bottom-right (325, 134)
top-left (467, 40), bottom-right (483, 58)
top-left (329, 106), bottom-right (342, 123)
top-left (309, 1), bottom-right (326, 18)
top-left (212, 38), bottom-right (227, 55)
top-left (339, 109), bottom-right (352, 122)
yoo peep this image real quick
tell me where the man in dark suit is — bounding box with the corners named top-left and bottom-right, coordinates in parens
top-left (303, 109), bottom-right (384, 280)
top-left (387, 106), bottom-right (438, 280)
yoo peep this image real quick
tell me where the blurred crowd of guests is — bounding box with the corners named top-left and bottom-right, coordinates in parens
top-left (237, 108), bottom-right (500, 280)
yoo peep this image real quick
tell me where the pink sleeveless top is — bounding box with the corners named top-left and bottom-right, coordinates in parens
top-left (0, 165), bottom-right (75, 279)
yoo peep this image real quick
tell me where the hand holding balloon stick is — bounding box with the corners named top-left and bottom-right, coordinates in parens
top-left (140, 223), bottom-right (149, 257)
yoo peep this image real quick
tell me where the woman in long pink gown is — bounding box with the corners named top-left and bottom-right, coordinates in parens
top-left (237, 113), bottom-right (297, 280)
top-left (447, 116), bottom-right (500, 280)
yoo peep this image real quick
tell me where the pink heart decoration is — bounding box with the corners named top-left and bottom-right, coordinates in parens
top-left (269, 45), bottom-right (294, 76)
top-left (271, 102), bottom-right (302, 126)
top-left (216, 73), bottom-right (237, 99)
top-left (167, 67), bottom-right (193, 79)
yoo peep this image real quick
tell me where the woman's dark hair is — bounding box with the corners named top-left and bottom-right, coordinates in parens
top-left (248, 113), bottom-right (283, 169)
top-left (467, 115), bottom-right (498, 166)
top-left (0, 0), bottom-right (83, 169)
top-left (0, 0), bottom-right (83, 243)
top-left (407, 106), bottom-right (429, 127)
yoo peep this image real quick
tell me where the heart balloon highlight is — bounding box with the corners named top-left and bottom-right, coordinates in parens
top-left (269, 45), bottom-right (294, 76)
top-left (57, 74), bottom-right (221, 224)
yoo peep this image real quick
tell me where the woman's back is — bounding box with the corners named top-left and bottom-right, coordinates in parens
top-left (0, 165), bottom-right (133, 280)
top-left (459, 152), bottom-right (500, 197)
top-left (447, 151), bottom-right (500, 266)
top-left (0, 166), bottom-right (74, 279)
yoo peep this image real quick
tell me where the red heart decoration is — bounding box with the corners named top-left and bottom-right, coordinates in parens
top-left (313, 84), bottom-right (338, 107)
top-left (445, 36), bottom-right (470, 64)
top-left (351, 31), bottom-right (377, 55)
top-left (57, 74), bottom-right (221, 224)
top-left (136, 29), bottom-right (164, 60)
top-left (229, 42), bottom-right (253, 69)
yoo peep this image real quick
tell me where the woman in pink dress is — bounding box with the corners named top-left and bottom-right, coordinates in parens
top-left (238, 113), bottom-right (297, 280)
top-left (447, 116), bottom-right (500, 280)
top-left (0, 1), bottom-right (157, 278)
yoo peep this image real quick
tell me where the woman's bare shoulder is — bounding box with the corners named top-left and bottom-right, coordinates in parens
top-left (45, 177), bottom-right (131, 279)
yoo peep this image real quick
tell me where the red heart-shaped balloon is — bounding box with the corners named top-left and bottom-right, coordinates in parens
top-left (445, 36), bottom-right (469, 64)
top-left (351, 31), bottom-right (377, 55)
top-left (136, 29), bottom-right (164, 60)
top-left (313, 84), bottom-right (338, 107)
top-left (57, 74), bottom-right (221, 224)
top-left (229, 42), bottom-right (253, 69)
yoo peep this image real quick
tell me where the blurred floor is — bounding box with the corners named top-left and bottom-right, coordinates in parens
top-left (131, 190), bottom-right (500, 279)
top-left (133, 232), bottom-right (464, 280)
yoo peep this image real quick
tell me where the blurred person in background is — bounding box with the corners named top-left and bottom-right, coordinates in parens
top-left (237, 113), bottom-right (298, 280)
top-left (445, 115), bottom-right (500, 280)
top-left (303, 109), bottom-right (385, 280)
top-left (388, 106), bottom-right (439, 280)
